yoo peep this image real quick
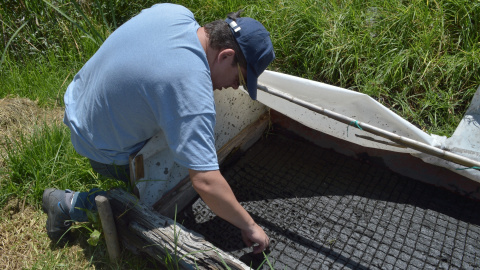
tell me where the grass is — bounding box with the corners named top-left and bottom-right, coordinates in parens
top-left (0, 123), bottom-right (161, 269)
top-left (0, 0), bottom-right (479, 268)
top-left (2, 0), bottom-right (479, 134)
top-left (1, 123), bottom-right (128, 208)
top-left (0, 204), bottom-right (161, 269)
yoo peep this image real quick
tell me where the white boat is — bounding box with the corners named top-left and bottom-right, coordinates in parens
top-left (108, 70), bottom-right (480, 269)
top-left (131, 70), bottom-right (480, 208)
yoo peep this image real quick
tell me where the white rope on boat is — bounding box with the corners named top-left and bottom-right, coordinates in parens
top-left (258, 85), bottom-right (480, 170)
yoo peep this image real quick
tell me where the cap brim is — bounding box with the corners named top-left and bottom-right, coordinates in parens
top-left (246, 65), bottom-right (258, 100)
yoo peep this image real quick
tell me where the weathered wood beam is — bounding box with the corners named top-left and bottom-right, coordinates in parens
top-left (108, 188), bottom-right (251, 270)
top-left (95, 195), bottom-right (121, 262)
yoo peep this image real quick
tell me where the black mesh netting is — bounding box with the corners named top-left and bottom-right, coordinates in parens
top-left (178, 131), bottom-right (480, 269)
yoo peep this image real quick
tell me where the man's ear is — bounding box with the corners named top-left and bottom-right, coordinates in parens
top-left (217, 48), bottom-right (236, 63)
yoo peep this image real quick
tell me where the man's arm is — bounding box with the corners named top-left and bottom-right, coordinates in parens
top-left (189, 169), bottom-right (269, 254)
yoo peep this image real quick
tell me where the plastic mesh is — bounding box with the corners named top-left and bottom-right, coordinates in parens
top-left (178, 132), bottom-right (480, 269)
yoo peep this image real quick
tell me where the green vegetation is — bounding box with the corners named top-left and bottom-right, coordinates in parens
top-left (2, 0), bottom-right (479, 134)
top-left (0, 0), bottom-right (479, 268)
top-left (2, 121), bottom-right (129, 208)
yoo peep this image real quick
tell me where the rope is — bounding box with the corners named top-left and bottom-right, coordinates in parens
top-left (456, 166), bottom-right (480, 171)
top-left (347, 120), bottom-right (363, 137)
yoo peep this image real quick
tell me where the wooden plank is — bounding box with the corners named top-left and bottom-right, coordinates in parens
top-left (153, 112), bottom-right (269, 217)
top-left (217, 112), bottom-right (270, 164)
top-left (107, 188), bottom-right (251, 270)
top-left (153, 175), bottom-right (195, 218)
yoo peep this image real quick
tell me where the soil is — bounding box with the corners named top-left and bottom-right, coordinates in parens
top-left (179, 128), bottom-right (480, 269)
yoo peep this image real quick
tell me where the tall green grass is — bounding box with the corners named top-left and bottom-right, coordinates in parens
top-left (1, 0), bottom-right (479, 135)
top-left (1, 123), bottom-right (125, 208)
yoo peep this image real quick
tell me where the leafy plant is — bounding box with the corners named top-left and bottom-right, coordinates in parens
top-left (71, 208), bottom-right (103, 247)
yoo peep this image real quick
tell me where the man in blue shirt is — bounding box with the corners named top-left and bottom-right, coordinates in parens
top-left (42, 3), bottom-right (274, 255)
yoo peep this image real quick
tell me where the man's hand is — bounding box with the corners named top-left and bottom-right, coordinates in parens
top-left (241, 223), bottom-right (269, 254)
top-left (189, 169), bottom-right (270, 254)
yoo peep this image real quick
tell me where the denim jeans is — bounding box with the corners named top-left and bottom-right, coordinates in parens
top-left (89, 159), bottom-right (130, 185)
top-left (69, 160), bottom-right (130, 222)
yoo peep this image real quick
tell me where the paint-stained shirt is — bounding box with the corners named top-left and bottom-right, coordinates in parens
top-left (63, 3), bottom-right (219, 171)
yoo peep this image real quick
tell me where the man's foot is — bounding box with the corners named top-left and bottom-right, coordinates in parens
top-left (42, 188), bottom-right (74, 245)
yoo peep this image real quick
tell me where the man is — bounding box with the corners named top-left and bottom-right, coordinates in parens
top-left (42, 3), bottom-right (275, 255)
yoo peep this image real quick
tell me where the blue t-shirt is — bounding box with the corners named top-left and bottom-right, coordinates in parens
top-left (64, 4), bottom-right (219, 170)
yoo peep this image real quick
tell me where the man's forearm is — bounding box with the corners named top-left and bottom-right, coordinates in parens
top-left (189, 169), bottom-right (255, 230)
top-left (189, 169), bottom-right (270, 253)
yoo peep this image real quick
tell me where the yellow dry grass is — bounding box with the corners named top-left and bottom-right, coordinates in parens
top-left (0, 199), bottom-right (95, 269)
top-left (0, 199), bottom-right (160, 269)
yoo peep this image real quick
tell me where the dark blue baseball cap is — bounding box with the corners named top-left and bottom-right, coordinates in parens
top-left (226, 17), bottom-right (275, 100)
